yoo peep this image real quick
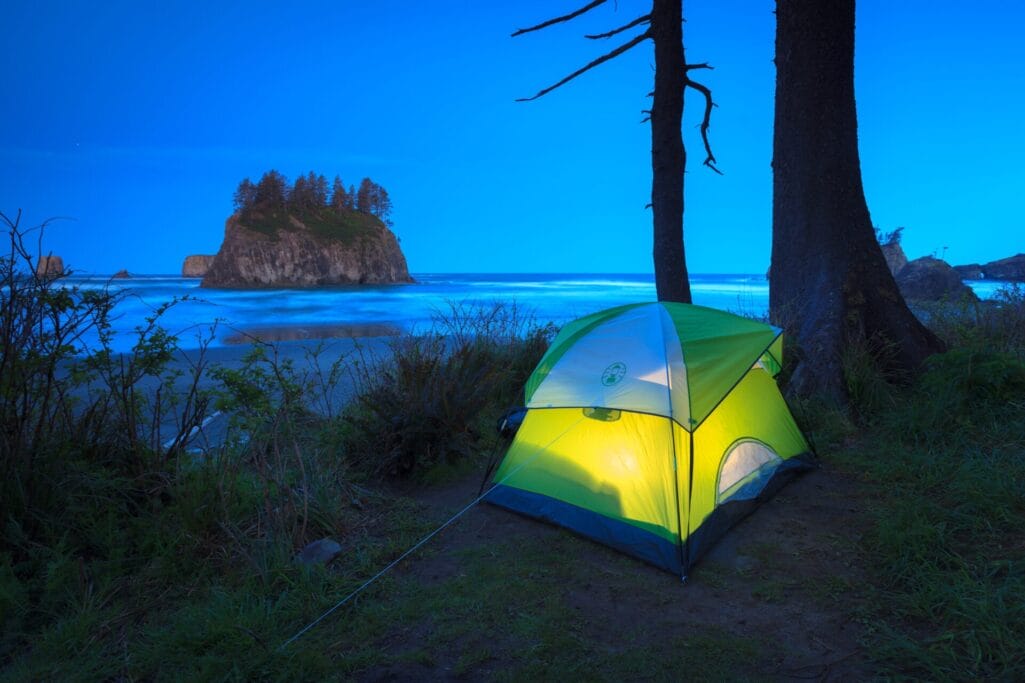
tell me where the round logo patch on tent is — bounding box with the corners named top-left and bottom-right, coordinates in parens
top-left (601, 362), bottom-right (627, 386)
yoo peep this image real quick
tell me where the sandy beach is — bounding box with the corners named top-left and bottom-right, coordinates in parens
top-left (109, 329), bottom-right (403, 453)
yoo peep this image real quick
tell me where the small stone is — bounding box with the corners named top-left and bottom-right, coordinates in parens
top-left (735, 555), bottom-right (758, 572)
top-left (296, 538), bottom-right (342, 566)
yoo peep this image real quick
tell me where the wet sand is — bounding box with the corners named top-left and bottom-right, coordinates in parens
top-left (222, 323), bottom-right (402, 345)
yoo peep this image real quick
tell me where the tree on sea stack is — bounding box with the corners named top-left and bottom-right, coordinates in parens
top-left (233, 178), bottom-right (256, 211)
top-left (330, 176), bottom-right (353, 210)
top-left (355, 178), bottom-right (393, 226)
top-left (770, 0), bottom-right (943, 399)
top-left (514, 0), bottom-right (721, 303)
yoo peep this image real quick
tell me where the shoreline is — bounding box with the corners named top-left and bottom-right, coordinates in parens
top-left (222, 322), bottom-right (402, 344)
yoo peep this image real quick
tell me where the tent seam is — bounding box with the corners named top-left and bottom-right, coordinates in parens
top-left (688, 330), bottom-right (784, 432)
top-left (657, 304), bottom-right (687, 577)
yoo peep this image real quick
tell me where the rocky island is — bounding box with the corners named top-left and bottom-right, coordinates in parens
top-left (182, 255), bottom-right (215, 278)
top-left (878, 229), bottom-right (976, 301)
top-left (35, 255), bottom-right (64, 277)
top-left (954, 254), bottom-right (1025, 282)
top-left (202, 171), bottom-right (412, 288)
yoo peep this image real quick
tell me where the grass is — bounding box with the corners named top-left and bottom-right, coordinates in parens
top-left (804, 287), bottom-right (1025, 679)
top-left (4, 210), bottom-right (1025, 679)
top-left (237, 205), bottom-right (383, 244)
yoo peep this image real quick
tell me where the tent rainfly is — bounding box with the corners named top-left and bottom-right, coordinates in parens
top-left (485, 302), bottom-right (813, 577)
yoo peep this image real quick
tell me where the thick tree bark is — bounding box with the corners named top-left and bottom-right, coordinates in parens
top-left (770, 0), bottom-right (943, 398)
top-left (650, 0), bottom-right (691, 303)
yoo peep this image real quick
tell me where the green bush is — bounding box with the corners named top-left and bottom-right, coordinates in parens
top-left (208, 342), bottom-right (358, 552)
top-left (916, 283), bottom-right (1025, 360)
top-left (340, 301), bottom-right (554, 478)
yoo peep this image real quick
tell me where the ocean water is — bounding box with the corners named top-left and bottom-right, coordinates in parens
top-left (55, 273), bottom-right (1007, 353)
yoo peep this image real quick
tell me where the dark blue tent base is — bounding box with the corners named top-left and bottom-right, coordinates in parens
top-left (485, 453), bottom-right (815, 578)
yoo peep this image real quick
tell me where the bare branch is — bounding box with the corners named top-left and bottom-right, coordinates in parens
top-left (684, 62), bottom-right (713, 72)
top-left (684, 76), bottom-right (723, 175)
top-left (517, 30), bottom-right (651, 102)
top-left (585, 14), bottom-right (650, 39)
top-left (512, 0), bottom-right (608, 37)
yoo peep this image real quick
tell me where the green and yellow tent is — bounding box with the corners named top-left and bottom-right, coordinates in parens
top-left (485, 302), bottom-right (812, 577)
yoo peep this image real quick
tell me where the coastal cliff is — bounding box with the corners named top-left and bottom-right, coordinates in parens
top-left (201, 210), bottom-right (411, 288)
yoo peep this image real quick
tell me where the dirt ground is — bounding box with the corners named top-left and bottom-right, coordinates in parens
top-left (362, 459), bottom-right (872, 681)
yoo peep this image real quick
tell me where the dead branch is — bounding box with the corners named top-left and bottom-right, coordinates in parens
top-left (684, 62), bottom-right (712, 72)
top-left (517, 30), bottom-right (651, 102)
top-left (684, 74), bottom-right (723, 175)
top-left (512, 0), bottom-right (608, 37)
top-left (585, 14), bottom-right (650, 39)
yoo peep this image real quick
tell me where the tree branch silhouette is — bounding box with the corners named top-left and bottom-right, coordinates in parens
top-left (512, 1), bottom-right (722, 303)
top-left (515, 30), bottom-right (651, 102)
top-left (684, 71), bottom-right (722, 174)
top-left (512, 0), bottom-right (608, 37)
top-left (585, 14), bottom-right (651, 40)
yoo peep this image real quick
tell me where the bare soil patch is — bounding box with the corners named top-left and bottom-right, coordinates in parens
top-left (359, 459), bottom-right (872, 681)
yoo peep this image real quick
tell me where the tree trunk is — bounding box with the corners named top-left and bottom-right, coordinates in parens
top-left (770, 0), bottom-right (943, 398)
top-left (650, 0), bottom-right (691, 303)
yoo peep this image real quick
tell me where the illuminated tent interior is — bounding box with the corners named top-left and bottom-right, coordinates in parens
top-left (485, 302), bottom-right (813, 577)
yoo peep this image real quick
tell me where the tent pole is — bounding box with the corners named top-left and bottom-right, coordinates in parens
top-left (670, 419), bottom-right (686, 579)
top-left (683, 428), bottom-right (695, 578)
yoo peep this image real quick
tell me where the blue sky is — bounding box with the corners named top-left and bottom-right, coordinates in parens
top-left (1, 1), bottom-right (1021, 275)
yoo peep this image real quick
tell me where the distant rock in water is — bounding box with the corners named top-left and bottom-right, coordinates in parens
top-left (896, 257), bottom-right (977, 302)
top-left (182, 255), bottom-right (216, 278)
top-left (880, 241), bottom-right (908, 277)
top-left (953, 254), bottom-right (1025, 282)
top-left (202, 209), bottom-right (411, 288)
top-left (953, 263), bottom-right (985, 280)
top-left (112, 269), bottom-right (131, 279)
top-left (980, 253), bottom-right (1025, 281)
top-left (35, 255), bottom-right (64, 277)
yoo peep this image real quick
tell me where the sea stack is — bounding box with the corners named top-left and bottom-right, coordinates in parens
top-left (35, 255), bottom-right (64, 277)
top-left (182, 255), bottom-right (216, 278)
top-left (202, 170), bottom-right (412, 288)
top-left (202, 213), bottom-right (411, 288)
top-left (896, 257), bottom-right (978, 301)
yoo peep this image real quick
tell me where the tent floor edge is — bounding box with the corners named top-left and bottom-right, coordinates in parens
top-left (685, 453), bottom-right (815, 571)
top-left (484, 484), bottom-right (683, 575)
